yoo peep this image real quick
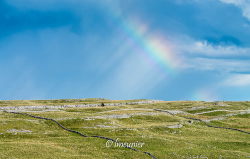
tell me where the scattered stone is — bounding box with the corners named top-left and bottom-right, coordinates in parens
top-left (154, 109), bottom-right (188, 115)
top-left (195, 110), bottom-right (230, 115)
top-left (96, 125), bottom-right (115, 128)
top-left (95, 114), bottom-right (131, 119)
top-left (83, 125), bottom-right (117, 129)
top-left (6, 129), bottom-right (32, 134)
top-left (126, 128), bottom-right (137, 131)
top-left (100, 108), bottom-right (153, 113)
top-left (94, 112), bottom-right (159, 119)
top-left (84, 118), bottom-right (95, 121)
top-left (188, 106), bottom-right (207, 110)
top-left (167, 124), bottom-right (183, 128)
top-left (225, 109), bottom-right (250, 117)
top-left (0, 100), bottom-right (159, 112)
top-left (166, 110), bottom-right (187, 115)
top-left (217, 102), bottom-right (228, 107)
top-left (203, 117), bottom-right (226, 122)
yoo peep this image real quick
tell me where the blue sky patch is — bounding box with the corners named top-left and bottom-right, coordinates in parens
top-left (0, 0), bottom-right (250, 101)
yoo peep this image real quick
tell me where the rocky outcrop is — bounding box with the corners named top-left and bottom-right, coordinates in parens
top-left (0, 100), bottom-right (160, 112)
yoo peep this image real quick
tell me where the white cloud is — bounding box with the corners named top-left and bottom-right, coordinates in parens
top-left (219, 0), bottom-right (250, 20)
top-left (189, 41), bottom-right (250, 56)
top-left (186, 57), bottom-right (250, 72)
top-left (223, 74), bottom-right (250, 86)
top-left (174, 35), bottom-right (250, 57)
top-left (170, 35), bottom-right (250, 72)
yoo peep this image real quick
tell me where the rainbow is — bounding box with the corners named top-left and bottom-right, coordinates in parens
top-left (117, 17), bottom-right (181, 74)
top-left (192, 88), bottom-right (218, 101)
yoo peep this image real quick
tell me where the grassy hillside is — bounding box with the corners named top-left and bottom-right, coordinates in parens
top-left (0, 100), bottom-right (249, 159)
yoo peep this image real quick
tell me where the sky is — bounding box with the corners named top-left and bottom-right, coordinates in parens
top-left (1, 0), bottom-right (250, 101)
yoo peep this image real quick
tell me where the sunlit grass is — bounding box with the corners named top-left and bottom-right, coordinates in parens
top-left (0, 100), bottom-right (249, 159)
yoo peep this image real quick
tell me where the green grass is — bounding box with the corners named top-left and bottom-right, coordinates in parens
top-left (201, 111), bottom-right (229, 116)
top-left (186, 108), bottom-right (216, 114)
top-left (0, 99), bottom-right (249, 159)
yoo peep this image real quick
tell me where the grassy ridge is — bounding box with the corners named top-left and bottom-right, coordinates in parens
top-left (0, 98), bottom-right (150, 107)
